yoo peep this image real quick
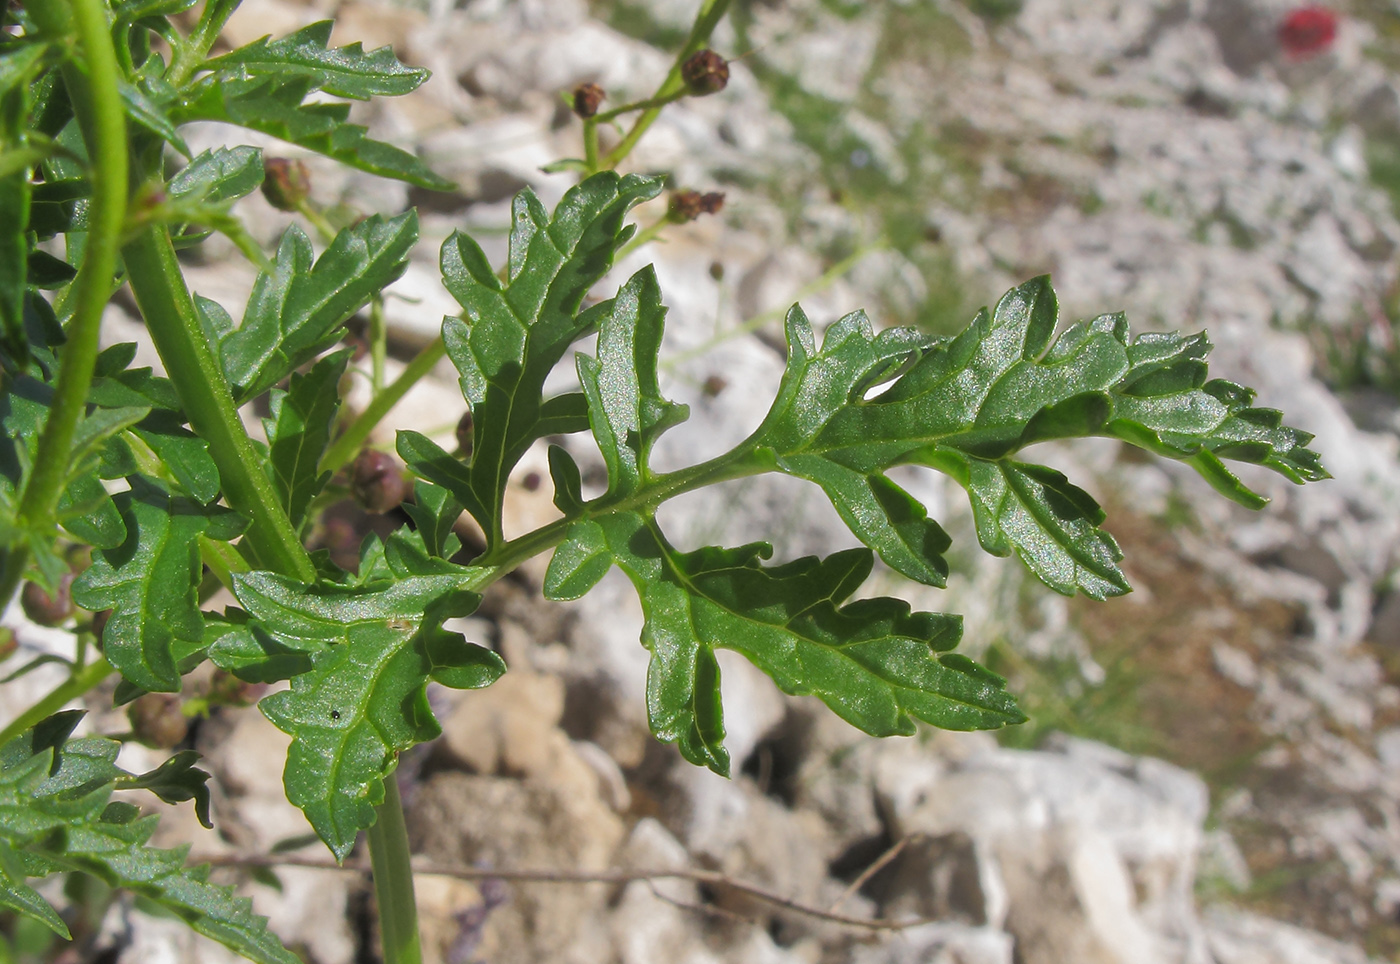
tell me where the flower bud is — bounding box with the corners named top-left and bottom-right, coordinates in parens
top-left (351, 449), bottom-right (409, 514)
top-left (572, 82), bottom-right (605, 119)
top-left (21, 573), bottom-right (73, 627)
top-left (667, 190), bottom-right (725, 223)
top-left (262, 157), bottom-right (311, 212)
top-left (681, 49), bottom-right (729, 95)
top-left (128, 693), bottom-right (188, 749)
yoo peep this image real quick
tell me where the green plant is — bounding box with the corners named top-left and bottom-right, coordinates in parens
top-left (0, 1), bottom-right (1328, 962)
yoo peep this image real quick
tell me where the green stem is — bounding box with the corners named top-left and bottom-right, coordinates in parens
top-left (583, 119), bottom-right (600, 174)
top-left (601, 0), bottom-right (733, 170)
top-left (0, 0), bottom-right (129, 617)
top-left (320, 336), bottom-right (447, 477)
top-left (616, 215), bottom-right (670, 260)
top-left (461, 446), bottom-right (770, 592)
top-left (0, 657), bottom-right (113, 747)
top-left (168, 0), bottom-right (240, 86)
top-left (369, 296), bottom-right (387, 396)
top-left (593, 90), bottom-right (687, 125)
top-left (122, 226), bottom-right (316, 584)
top-left (367, 776), bottom-right (423, 964)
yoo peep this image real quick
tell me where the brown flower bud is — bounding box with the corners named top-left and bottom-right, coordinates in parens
top-left (667, 190), bottom-right (725, 223)
top-left (681, 49), bottom-right (729, 95)
top-left (572, 82), bottom-right (605, 119)
top-left (351, 449), bottom-right (409, 514)
top-left (262, 157), bottom-right (311, 212)
top-left (21, 573), bottom-right (73, 627)
top-left (128, 693), bottom-right (188, 749)
top-left (456, 410), bottom-right (474, 457)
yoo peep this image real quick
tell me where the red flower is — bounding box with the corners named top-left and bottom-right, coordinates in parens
top-left (1279, 6), bottom-right (1338, 59)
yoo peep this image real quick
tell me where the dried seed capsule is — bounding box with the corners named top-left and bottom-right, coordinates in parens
top-left (572, 82), bottom-right (605, 119)
top-left (681, 49), bottom-right (729, 95)
top-left (667, 189), bottom-right (725, 223)
top-left (128, 693), bottom-right (188, 749)
top-left (21, 573), bottom-right (73, 627)
top-left (351, 449), bottom-right (409, 514)
top-left (262, 157), bottom-right (311, 212)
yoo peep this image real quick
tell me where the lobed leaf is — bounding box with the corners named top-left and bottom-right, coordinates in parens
top-left (418, 171), bottom-right (660, 542)
top-left (263, 349), bottom-right (348, 528)
top-left (204, 21), bottom-right (430, 100)
top-left (173, 68), bottom-right (452, 189)
top-left (231, 571), bottom-right (503, 860)
top-left (0, 713), bottom-right (297, 963)
top-left (220, 213), bottom-right (417, 401)
top-left (71, 476), bottom-right (246, 692)
top-left (167, 146), bottom-right (264, 205)
top-left (740, 277), bottom-right (1328, 597)
top-left (577, 266), bottom-right (689, 498)
top-left (558, 512), bottom-right (1024, 775)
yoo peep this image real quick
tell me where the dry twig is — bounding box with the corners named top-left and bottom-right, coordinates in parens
top-left (198, 852), bottom-right (937, 931)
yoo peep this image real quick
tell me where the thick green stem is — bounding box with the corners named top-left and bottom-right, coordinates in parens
top-left (0, 657), bottom-right (113, 747)
top-left (320, 336), bottom-right (448, 476)
top-left (602, 0), bottom-right (733, 170)
top-left (0, 0), bottom-right (129, 617)
top-left (367, 777), bottom-right (423, 964)
top-left (122, 227), bottom-right (316, 584)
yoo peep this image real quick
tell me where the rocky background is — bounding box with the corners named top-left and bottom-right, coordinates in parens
top-left (5, 0), bottom-right (1400, 960)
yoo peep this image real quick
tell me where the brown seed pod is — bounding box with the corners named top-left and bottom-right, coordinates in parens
top-left (262, 157), bottom-right (311, 212)
top-left (668, 189), bottom-right (725, 223)
top-left (351, 449), bottom-right (409, 514)
top-left (128, 693), bottom-right (189, 749)
top-left (681, 49), bottom-right (729, 95)
top-left (572, 82), bottom-right (605, 119)
top-left (21, 573), bottom-right (73, 627)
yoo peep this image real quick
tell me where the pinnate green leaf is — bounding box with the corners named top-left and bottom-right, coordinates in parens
top-left (577, 266), bottom-right (689, 498)
top-left (174, 69), bottom-right (452, 189)
top-left (71, 476), bottom-right (246, 693)
top-left (168, 146), bottom-right (264, 205)
top-left (0, 713), bottom-right (298, 963)
top-left (231, 570), bottom-right (503, 860)
top-left (219, 212), bottom-right (416, 401)
top-left (264, 349), bottom-right (348, 528)
top-left (205, 21), bottom-right (430, 99)
top-left (419, 171), bottom-right (660, 542)
top-left (119, 750), bottom-right (213, 829)
top-left (741, 277), bottom-right (1327, 597)
top-left (561, 512), bottom-right (1023, 775)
